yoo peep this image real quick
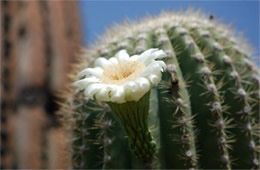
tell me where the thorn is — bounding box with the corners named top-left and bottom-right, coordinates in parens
top-left (252, 74), bottom-right (260, 85)
top-left (104, 153), bottom-right (111, 163)
top-left (82, 128), bottom-right (89, 136)
top-left (213, 42), bottom-right (223, 51)
top-left (199, 30), bottom-right (210, 38)
top-left (104, 138), bottom-right (112, 147)
top-left (237, 88), bottom-right (247, 99)
top-left (109, 38), bottom-right (118, 45)
top-left (178, 116), bottom-right (187, 126)
top-left (190, 22), bottom-right (199, 29)
top-left (99, 47), bottom-right (109, 56)
top-left (229, 36), bottom-right (237, 43)
top-left (80, 161), bottom-right (86, 168)
top-left (79, 145), bottom-right (87, 153)
top-left (243, 105), bottom-right (250, 115)
top-left (245, 123), bottom-right (252, 132)
top-left (83, 113), bottom-right (90, 122)
top-left (211, 102), bottom-right (222, 112)
top-left (253, 158), bottom-right (259, 168)
top-left (103, 120), bottom-right (112, 129)
top-left (193, 53), bottom-right (205, 63)
top-left (104, 104), bottom-right (111, 112)
top-left (178, 27), bottom-right (188, 36)
top-left (221, 155), bottom-right (229, 165)
top-left (169, 23), bottom-right (179, 30)
top-left (185, 150), bottom-right (193, 159)
top-left (207, 84), bottom-right (217, 94)
top-left (215, 119), bottom-right (225, 130)
top-left (117, 41), bottom-right (128, 49)
top-left (218, 136), bottom-right (226, 146)
top-left (137, 33), bottom-right (148, 41)
top-left (249, 140), bottom-right (256, 151)
top-left (200, 67), bottom-right (212, 77)
top-left (176, 98), bottom-right (184, 107)
top-left (165, 50), bottom-right (174, 59)
top-left (234, 45), bottom-right (245, 54)
top-left (167, 64), bottom-right (177, 73)
top-left (155, 27), bottom-right (166, 35)
top-left (158, 36), bottom-right (169, 45)
top-left (135, 46), bottom-right (145, 54)
top-left (84, 96), bottom-right (90, 102)
top-left (185, 39), bottom-right (195, 47)
top-left (223, 55), bottom-right (232, 65)
top-left (230, 71), bottom-right (240, 82)
top-left (244, 58), bottom-right (254, 70)
top-left (181, 134), bottom-right (190, 144)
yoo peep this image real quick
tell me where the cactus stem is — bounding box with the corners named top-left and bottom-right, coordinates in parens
top-left (108, 92), bottom-right (156, 169)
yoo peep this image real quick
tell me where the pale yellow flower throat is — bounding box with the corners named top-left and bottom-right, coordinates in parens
top-left (102, 61), bottom-right (145, 85)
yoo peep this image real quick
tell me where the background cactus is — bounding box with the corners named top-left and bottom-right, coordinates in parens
top-left (1, 1), bottom-right (81, 169)
top-left (60, 10), bottom-right (260, 169)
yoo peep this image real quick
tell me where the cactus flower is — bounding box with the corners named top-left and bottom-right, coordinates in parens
top-left (73, 48), bottom-right (167, 168)
top-left (74, 48), bottom-right (167, 103)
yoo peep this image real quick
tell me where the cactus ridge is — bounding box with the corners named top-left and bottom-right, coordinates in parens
top-left (154, 28), bottom-right (199, 169)
top-left (167, 26), bottom-right (232, 169)
top-left (188, 27), bottom-right (259, 169)
top-left (207, 27), bottom-right (260, 168)
top-left (208, 26), bottom-right (260, 125)
top-left (60, 10), bottom-right (260, 169)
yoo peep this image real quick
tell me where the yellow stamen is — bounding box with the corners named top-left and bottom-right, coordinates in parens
top-left (102, 61), bottom-right (145, 85)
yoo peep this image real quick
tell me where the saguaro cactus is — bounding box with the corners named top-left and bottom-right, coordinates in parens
top-left (60, 11), bottom-right (260, 169)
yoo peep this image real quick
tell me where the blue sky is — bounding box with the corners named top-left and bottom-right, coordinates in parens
top-left (78, 0), bottom-right (259, 57)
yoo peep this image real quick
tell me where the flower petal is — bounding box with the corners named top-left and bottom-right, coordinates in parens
top-left (109, 57), bottom-right (119, 64)
top-left (115, 49), bottom-right (130, 62)
top-left (129, 54), bottom-right (140, 61)
top-left (130, 49), bottom-right (167, 65)
top-left (131, 90), bottom-right (145, 101)
top-left (135, 77), bottom-right (150, 91)
top-left (85, 83), bottom-right (104, 99)
top-left (148, 74), bottom-right (162, 85)
top-left (140, 48), bottom-right (158, 58)
top-left (110, 85), bottom-right (125, 103)
top-left (73, 77), bottom-right (101, 90)
top-left (142, 50), bottom-right (167, 65)
top-left (140, 61), bottom-right (166, 77)
top-left (130, 48), bottom-right (158, 62)
top-left (94, 57), bottom-right (111, 68)
top-left (123, 81), bottom-right (150, 102)
top-left (95, 87), bottom-right (110, 101)
top-left (77, 67), bottom-right (103, 79)
top-left (152, 50), bottom-right (167, 60)
top-left (124, 81), bottom-right (138, 92)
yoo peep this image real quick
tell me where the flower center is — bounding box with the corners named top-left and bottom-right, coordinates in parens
top-left (102, 61), bottom-right (145, 84)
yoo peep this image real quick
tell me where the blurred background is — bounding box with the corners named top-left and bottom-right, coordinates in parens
top-left (1, 0), bottom-right (259, 169)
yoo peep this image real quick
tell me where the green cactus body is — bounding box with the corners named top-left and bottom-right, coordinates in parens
top-left (61, 11), bottom-right (260, 169)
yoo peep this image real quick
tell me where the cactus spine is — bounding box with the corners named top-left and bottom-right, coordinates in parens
top-left (60, 11), bottom-right (260, 169)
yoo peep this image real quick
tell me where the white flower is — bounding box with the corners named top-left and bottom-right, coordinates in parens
top-left (74, 48), bottom-right (167, 103)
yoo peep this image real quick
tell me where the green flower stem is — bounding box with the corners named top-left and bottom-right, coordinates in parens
top-left (108, 92), bottom-right (156, 169)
